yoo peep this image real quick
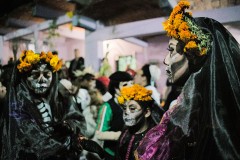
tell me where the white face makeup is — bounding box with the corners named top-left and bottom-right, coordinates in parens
top-left (122, 100), bottom-right (144, 127)
top-left (164, 38), bottom-right (189, 83)
top-left (26, 64), bottom-right (53, 95)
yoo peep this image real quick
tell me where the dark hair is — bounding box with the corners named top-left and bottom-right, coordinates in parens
top-left (108, 71), bottom-right (133, 96)
top-left (96, 79), bottom-right (107, 95)
top-left (82, 73), bottom-right (95, 81)
top-left (141, 64), bottom-right (151, 85)
top-left (52, 51), bottom-right (58, 55)
top-left (137, 100), bottom-right (164, 124)
top-left (137, 100), bottom-right (154, 112)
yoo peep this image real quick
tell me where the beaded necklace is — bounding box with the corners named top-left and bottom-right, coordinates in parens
top-left (125, 135), bottom-right (135, 160)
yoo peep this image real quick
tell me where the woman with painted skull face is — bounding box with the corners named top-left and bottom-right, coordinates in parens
top-left (0, 51), bottom-right (87, 160)
top-left (114, 84), bottom-right (163, 160)
top-left (135, 1), bottom-right (240, 160)
top-left (95, 71), bottom-right (133, 158)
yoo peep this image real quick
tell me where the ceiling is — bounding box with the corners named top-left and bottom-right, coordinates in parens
top-left (0, 0), bottom-right (240, 36)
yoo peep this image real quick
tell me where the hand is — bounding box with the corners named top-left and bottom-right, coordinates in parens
top-left (71, 134), bottom-right (105, 159)
top-left (70, 134), bottom-right (85, 154)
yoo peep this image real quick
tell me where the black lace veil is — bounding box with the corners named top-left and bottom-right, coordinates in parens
top-left (169, 17), bottom-right (240, 159)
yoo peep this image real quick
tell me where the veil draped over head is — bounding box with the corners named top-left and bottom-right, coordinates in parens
top-left (0, 62), bottom-right (61, 159)
top-left (136, 17), bottom-right (240, 160)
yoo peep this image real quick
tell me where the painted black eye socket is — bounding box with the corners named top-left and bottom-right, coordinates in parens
top-left (31, 72), bottom-right (40, 79)
top-left (122, 105), bottom-right (127, 110)
top-left (167, 47), bottom-right (174, 52)
top-left (122, 104), bottom-right (138, 112)
top-left (44, 71), bottom-right (52, 78)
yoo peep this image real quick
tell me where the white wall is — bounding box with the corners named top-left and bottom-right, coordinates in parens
top-left (102, 39), bottom-right (144, 72)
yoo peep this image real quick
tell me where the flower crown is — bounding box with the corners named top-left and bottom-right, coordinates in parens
top-left (163, 0), bottom-right (211, 56)
top-left (17, 50), bottom-right (62, 73)
top-left (117, 84), bottom-right (152, 105)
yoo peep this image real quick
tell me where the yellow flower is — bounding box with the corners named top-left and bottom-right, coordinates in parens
top-left (184, 41), bottom-right (198, 52)
top-left (26, 53), bottom-right (40, 64)
top-left (179, 30), bottom-right (192, 42)
top-left (117, 96), bottom-right (125, 104)
top-left (50, 55), bottom-right (59, 68)
top-left (17, 50), bottom-right (62, 73)
top-left (66, 11), bottom-right (74, 18)
top-left (179, 22), bottom-right (189, 31)
top-left (162, 0), bottom-right (211, 57)
top-left (17, 61), bottom-right (32, 73)
top-left (117, 84), bottom-right (152, 105)
top-left (54, 59), bottom-right (63, 72)
top-left (40, 51), bottom-right (47, 60)
top-left (200, 48), bottom-right (207, 56)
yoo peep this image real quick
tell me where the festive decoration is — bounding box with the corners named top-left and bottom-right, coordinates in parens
top-left (117, 84), bottom-right (152, 104)
top-left (163, 0), bottom-right (211, 56)
top-left (17, 50), bottom-right (62, 73)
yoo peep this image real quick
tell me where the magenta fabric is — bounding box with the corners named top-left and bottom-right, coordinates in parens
top-left (136, 102), bottom-right (179, 160)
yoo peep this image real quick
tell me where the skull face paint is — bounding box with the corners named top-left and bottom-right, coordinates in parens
top-left (26, 64), bottom-right (53, 95)
top-left (164, 38), bottom-right (189, 83)
top-left (122, 100), bottom-right (144, 127)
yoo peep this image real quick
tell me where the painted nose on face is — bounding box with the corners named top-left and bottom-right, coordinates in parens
top-left (164, 53), bottom-right (170, 66)
top-left (124, 107), bottom-right (131, 115)
top-left (38, 73), bottom-right (47, 83)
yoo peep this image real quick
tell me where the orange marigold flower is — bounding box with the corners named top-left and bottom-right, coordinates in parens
top-left (186, 41), bottom-right (198, 48)
top-left (179, 30), bottom-right (192, 41)
top-left (179, 22), bottom-right (189, 31)
top-left (200, 48), bottom-right (207, 56)
top-left (163, 0), bottom-right (211, 57)
top-left (117, 84), bottom-right (152, 105)
top-left (17, 50), bottom-right (62, 73)
top-left (178, 0), bottom-right (190, 8)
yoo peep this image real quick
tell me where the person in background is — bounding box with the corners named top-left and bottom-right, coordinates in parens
top-left (68, 49), bottom-right (85, 80)
top-left (52, 50), bottom-right (58, 55)
top-left (1, 57), bottom-right (15, 88)
top-left (125, 65), bottom-right (136, 78)
top-left (7, 57), bottom-right (14, 65)
top-left (96, 71), bottom-right (133, 159)
top-left (96, 76), bottom-right (112, 103)
top-left (58, 60), bottom-right (69, 80)
top-left (135, 1), bottom-right (240, 159)
top-left (0, 82), bottom-right (6, 100)
top-left (74, 73), bottom-right (95, 113)
top-left (0, 82), bottom-right (7, 121)
top-left (134, 64), bottom-right (161, 107)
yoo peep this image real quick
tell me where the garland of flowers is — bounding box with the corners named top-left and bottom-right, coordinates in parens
top-left (163, 0), bottom-right (211, 56)
top-left (17, 50), bottom-right (62, 73)
top-left (117, 84), bottom-right (152, 105)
